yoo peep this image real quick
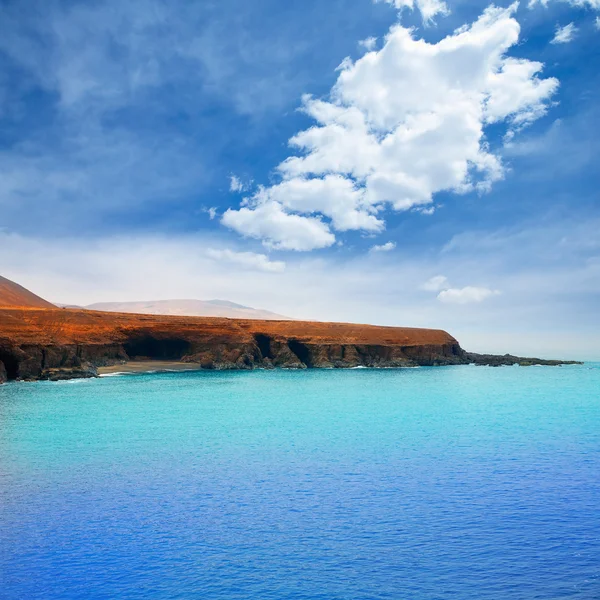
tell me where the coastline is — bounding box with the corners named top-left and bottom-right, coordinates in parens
top-left (98, 360), bottom-right (203, 375)
top-left (96, 357), bottom-right (584, 377)
top-left (0, 307), bottom-right (583, 384)
top-left (0, 357), bottom-right (585, 384)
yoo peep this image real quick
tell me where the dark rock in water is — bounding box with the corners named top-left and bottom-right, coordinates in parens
top-left (40, 363), bottom-right (98, 382)
top-left (0, 360), bottom-right (6, 384)
top-left (465, 352), bottom-right (582, 367)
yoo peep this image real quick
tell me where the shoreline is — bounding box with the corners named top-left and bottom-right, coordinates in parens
top-left (96, 357), bottom-right (584, 377)
top-left (0, 359), bottom-right (587, 384)
top-left (97, 361), bottom-right (203, 375)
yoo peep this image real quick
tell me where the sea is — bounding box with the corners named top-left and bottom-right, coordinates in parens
top-left (1, 364), bottom-right (599, 599)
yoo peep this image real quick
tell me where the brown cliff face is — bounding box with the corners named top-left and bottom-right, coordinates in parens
top-left (0, 306), bottom-right (466, 381)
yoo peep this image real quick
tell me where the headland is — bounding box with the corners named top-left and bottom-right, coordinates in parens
top-left (0, 276), bottom-right (581, 384)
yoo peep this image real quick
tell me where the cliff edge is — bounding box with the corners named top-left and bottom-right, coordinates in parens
top-left (0, 306), bottom-right (466, 381)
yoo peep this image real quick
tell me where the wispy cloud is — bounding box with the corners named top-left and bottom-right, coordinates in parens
top-left (421, 275), bottom-right (500, 304)
top-left (358, 37), bottom-right (377, 51)
top-left (376, 0), bottom-right (449, 24)
top-left (0, 0), bottom-right (320, 235)
top-left (529, 0), bottom-right (600, 9)
top-left (551, 22), bottom-right (578, 44)
top-left (437, 286), bottom-right (501, 304)
top-left (0, 1), bottom-right (312, 118)
top-left (206, 248), bottom-right (285, 273)
top-left (421, 275), bottom-right (449, 292)
top-left (0, 126), bottom-right (209, 233)
top-left (370, 242), bottom-right (396, 252)
top-left (230, 176), bottom-right (245, 193)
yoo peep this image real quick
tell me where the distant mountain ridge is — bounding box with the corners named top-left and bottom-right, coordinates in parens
top-left (0, 275), bottom-right (290, 320)
top-left (84, 299), bottom-right (291, 321)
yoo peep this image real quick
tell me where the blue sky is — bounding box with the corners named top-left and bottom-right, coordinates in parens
top-left (1, 0), bottom-right (599, 358)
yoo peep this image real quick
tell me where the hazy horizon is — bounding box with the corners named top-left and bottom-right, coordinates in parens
top-left (1, 0), bottom-right (598, 360)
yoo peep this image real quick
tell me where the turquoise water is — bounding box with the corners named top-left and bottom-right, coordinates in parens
top-left (1, 365), bottom-right (599, 599)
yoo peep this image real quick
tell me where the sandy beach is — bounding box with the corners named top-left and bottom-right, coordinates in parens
top-left (97, 360), bottom-right (202, 375)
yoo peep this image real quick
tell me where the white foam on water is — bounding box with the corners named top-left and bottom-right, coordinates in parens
top-left (99, 372), bottom-right (134, 378)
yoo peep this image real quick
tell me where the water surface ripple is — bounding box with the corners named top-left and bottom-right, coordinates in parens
top-left (1, 365), bottom-right (599, 599)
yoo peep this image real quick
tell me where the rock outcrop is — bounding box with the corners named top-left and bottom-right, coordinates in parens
top-left (465, 352), bottom-right (581, 367)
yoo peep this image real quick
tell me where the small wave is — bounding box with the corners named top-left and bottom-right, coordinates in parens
top-left (349, 365), bottom-right (421, 369)
top-left (99, 372), bottom-right (134, 378)
top-left (99, 368), bottom-right (200, 378)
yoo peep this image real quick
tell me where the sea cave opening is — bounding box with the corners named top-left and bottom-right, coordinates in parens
top-left (0, 350), bottom-right (19, 380)
top-left (254, 334), bottom-right (273, 360)
top-left (123, 336), bottom-right (192, 361)
top-left (288, 339), bottom-right (312, 367)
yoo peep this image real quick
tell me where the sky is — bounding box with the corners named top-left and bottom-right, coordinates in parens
top-left (0, 0), bottom-right (599, 359)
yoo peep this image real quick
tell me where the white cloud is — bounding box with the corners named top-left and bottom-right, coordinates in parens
top-left (485, 57), bottom-right (560, 126)
top-left (422, 275), bottom-right (449, 291)
top-left (551, 22), bottom-right (578, 44)
top-left (596, 16), bottom-right (600, 28)
top-left (359, 37), bottom-right (378, 51)
top-left (229, 175), bottom-right (253, 194)
top-left (201, 206), bottom-right (218, 219)
top-left (221, 201), bottom-right (336, 251)
top-left (230, 175), bottom-right (245, 193)
top-left (206, 248), bottom-right (285, 273)
top-left (416, 206), bottom-right (436, 215)
top-left (224, 4), bottom-right (558, 251)
top-left (253, 175), bottom-right (384, 232)
top-left (529, 0), bottom-right (600, 9)
top-left (422, 275), bottom-right (500, 303)
top-left (437, 286), bottom-right (501, 304)
top-left (370, 241), bottom-right (396, 252)
top-left (376, 0), bottom-right (449, 23)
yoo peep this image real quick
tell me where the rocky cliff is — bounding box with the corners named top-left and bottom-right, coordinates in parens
top-left (0, 307), bottom-right (580, 384)
top-left (0, 307), bottom-right (469, 382)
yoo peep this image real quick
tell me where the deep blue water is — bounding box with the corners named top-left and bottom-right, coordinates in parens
top-left (1, 365), bottom-right (599, 599)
